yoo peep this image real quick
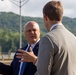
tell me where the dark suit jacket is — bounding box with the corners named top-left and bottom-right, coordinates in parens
top-left (0, 42), bottom-right (39, 75)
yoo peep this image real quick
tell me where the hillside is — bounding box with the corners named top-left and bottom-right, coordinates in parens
top-left (0, 12), bottom-right (76, 35)
top-left (0, 12), bottom-right (76, 52)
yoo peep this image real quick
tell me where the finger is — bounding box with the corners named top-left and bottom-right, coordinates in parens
top-left (16, 53), bottom-right (23, 56)
top-left (19, 59), bottom-right (25, 62)
top-left (16, 53), bottom-right (23, 59)
top-left (16, 56), bottom-right (22, 59)
top-left (18, 49), bottom-right (23, 51)
top-left (30, 47), bottom-right (33, 52)
top-left (18, 49), bottom-right (25, 53)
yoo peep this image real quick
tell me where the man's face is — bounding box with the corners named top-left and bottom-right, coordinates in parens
top-left (24, 23), bottom-right (40, 44)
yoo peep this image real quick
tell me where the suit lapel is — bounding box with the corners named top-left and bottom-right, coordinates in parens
top-left (24, 41), bottom-right (39, 72)
top-left (33, 42), bottom-right (39, 55)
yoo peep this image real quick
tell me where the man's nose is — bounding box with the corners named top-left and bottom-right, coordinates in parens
top-left (31, 30), bottom-right (34, 34)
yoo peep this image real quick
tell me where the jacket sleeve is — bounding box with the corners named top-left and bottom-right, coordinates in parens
top-left (0, 62), bottom-right (13, 75)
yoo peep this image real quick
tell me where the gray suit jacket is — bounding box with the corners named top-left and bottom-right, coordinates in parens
top-left (35, 24), bottom-right (76, 75)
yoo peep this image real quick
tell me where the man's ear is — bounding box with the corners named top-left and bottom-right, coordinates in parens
top-left (43, 14), bottom-right (48, 21)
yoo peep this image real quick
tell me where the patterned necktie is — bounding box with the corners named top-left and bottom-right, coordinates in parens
top-left (20, 45), bottom-right (31, 75)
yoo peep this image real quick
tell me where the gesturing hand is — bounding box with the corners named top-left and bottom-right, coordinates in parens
top-left (16, 47), bottom-right (37, 64)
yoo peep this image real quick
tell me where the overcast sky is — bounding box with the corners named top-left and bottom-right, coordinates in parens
top-left (0, 0), bottom-right (76, 18)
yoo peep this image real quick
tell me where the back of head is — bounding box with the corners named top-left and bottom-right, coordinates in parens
top-left (43, 1), bottom-right (63, 21)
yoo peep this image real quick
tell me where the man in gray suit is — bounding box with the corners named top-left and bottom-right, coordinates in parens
top-left (16, 1), bottom-right (76, 75)
top-left (34, 1), bottom-right (76, 75)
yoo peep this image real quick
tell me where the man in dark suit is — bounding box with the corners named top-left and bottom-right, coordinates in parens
top-left (0, 21), bottom-right (40, 75)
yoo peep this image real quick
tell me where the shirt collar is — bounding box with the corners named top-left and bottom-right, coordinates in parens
top-left (50, 22), bottom-right (62, 31)
top-left (28, 39), bottom-right (40, 49)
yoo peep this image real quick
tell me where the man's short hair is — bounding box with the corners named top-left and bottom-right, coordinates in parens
top-left (43, 1), bottom-right (63, 21)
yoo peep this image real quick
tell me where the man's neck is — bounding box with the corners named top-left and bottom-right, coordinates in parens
top-left (49, 21), bottom-right (61, 31)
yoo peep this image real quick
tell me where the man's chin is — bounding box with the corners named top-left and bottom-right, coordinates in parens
top-left (30, 40), bottom-right (37, 44)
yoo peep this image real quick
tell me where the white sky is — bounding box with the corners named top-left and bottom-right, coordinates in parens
top-left (0, 0), bottom-right (76, 18)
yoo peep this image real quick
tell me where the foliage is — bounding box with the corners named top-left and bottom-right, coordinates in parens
top-left (0, 12), bottom-right (76, 52)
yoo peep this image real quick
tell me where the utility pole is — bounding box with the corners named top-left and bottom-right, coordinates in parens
top-left (1, 0), bottom-right (29, 48)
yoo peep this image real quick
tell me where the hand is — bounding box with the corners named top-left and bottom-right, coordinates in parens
top-left (16, 47), bottom-right (38, 64)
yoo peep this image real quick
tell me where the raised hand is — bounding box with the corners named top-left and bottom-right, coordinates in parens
top-left (16, 47), bottom-right (38, 64)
